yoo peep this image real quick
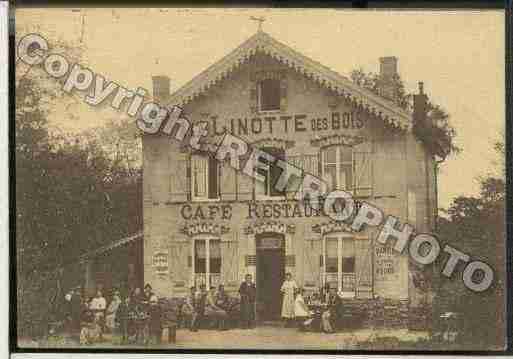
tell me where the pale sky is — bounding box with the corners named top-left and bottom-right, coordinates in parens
top-left (16, 8), bottom-right (505, 210)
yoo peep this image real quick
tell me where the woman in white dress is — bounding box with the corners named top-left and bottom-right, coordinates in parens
top-left (280, 272), bottom-right (298, 327)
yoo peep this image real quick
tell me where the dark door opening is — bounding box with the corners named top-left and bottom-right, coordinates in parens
top-left (256, 233), bottom-right (285, 321)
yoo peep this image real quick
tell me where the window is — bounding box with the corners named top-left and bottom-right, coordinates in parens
top-left (321, 144), bottom-right (373, 197)
top-left (255, 147), bottom-right (286, 198)
top-left (323, 234), bottom-right (356, 295)
top-left (193, 238), bottom-right (221, 289)
top-left (321, 145), bottom-right (353, 192)
top-left (258, 78), bottom-right (281, 111)
top-left (191, 155), bottom-right (219, 200)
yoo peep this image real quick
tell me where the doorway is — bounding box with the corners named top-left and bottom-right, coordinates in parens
top-left (256, 233), bottom-right (285, 321)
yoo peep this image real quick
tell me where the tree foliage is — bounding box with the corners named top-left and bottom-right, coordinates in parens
top-left (350, 68), bottom-right (459, 160)
top-left (434, 141), bottom-right (505, 349)
top-left (16, 73), bottom-right (141, 337)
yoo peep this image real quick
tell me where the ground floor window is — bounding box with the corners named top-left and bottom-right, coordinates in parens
top-left (192, 237), bottom-right (221, 288)
top-left (323, 234), bottom-right (356, 296)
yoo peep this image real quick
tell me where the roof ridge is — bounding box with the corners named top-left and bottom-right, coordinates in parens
top-left (166, 30), bottom-right (411, 130)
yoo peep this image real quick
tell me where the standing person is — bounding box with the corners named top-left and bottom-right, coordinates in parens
top-left (116, 295), bottom-right (130, 344)
top-left (63, 289), bottom-right (73, 332)
top-left (70, 286), bottom-right (82, 337)
top-left (148, 293), bottom-right (162, 345)
top-left (190, 284), bottom-right (207, 332)
top-left (105, 290), bottom-right (122, 332)
top-left (182, 286), bottom-right (197, 330)
top-left (280, 272), bottom-right (298, 327)
top-left (89, 290), bottom-right (107, 340)
top-left (239, 274), bottom-right (256, 329)
top-left (205, 286), bottom-right (228, 330)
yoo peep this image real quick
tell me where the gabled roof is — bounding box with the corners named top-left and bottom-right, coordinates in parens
top-left (167, 30), bottom-right (412, 130)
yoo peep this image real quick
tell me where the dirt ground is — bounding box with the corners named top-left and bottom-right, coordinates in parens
top-left (18, 326), bottom-right (430, 350)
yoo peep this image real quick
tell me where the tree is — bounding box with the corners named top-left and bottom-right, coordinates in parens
top-left (350, 68), bottom-right (459, 160)
top-left (15, 31), bottom-right (142, 337)
top-left (434, 141), bottom-right (505, 349)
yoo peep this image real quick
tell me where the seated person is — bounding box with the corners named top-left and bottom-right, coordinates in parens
top-left (204, 286), bottom-right (228, 330)
top-left (294, 288), bottom-right (314, 331)
top-left (214, 284), bottom-right (230, 311)
top-left (320, 287), bottom-right (338, 333)
top-left (80, 308), bottom-right (101, 345)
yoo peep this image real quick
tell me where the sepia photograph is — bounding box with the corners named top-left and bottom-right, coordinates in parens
top-left (14, 7), bottom-right (506, 352)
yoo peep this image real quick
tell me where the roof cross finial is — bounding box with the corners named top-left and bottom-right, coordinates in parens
top-left (250, 16), bottom-right (266, 32)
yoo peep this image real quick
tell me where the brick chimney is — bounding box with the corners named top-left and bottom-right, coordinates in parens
top-left (413, 81), bottom-right (428, 125)
top-left (152, 75), bottom-right (170, 103)
top-left (379, 56), bottom-right (398, 102)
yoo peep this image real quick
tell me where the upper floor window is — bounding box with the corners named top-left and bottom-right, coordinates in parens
top-left (191, 154), bottom-right (219, 201)
top-left (258, 78), bottom-right (281, 111)
top-left (321, 145), bottom-right (353, 192)
top-left (256, 147), bottom-right (286, 199)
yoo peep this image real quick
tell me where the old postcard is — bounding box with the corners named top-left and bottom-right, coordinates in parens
top-left (14, 7), bottom-right (506, 351)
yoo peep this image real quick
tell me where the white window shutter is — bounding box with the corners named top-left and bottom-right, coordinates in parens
top-left (220, 161), bottom-right (237, 201)
top-left (221, 241), bottom-right (239, 287)
top-left (286, 155), bottom-right (304, 200)
top-left (191, 156), bottom-right (207, 198)
top-left (355, 239), bottom-right (373, 298)
top-left (353, 151), bottom-right (373, 197)
top-left (237, 171), bottom-right (253, 201)
top-left (303, 240), bottom-right (321, 287)
top-left (170, 157), bottom-right (189, 202)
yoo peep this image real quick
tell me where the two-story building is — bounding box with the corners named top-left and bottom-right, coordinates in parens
top-left (139, 29), bottom-right (436, 321)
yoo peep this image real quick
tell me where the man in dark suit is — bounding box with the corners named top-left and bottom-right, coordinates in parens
top-left (239, 274), bottom-right (256, 329)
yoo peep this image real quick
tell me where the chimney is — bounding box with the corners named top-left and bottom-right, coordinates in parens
top-left (379, 56), bottom-right (398, 102)
top-left (413, 82), bottom-right (428, 126)
top-left (152, 75), bottom-right (170, 103)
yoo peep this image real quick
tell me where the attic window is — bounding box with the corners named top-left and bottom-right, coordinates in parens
top-left (258, 78), bottom-right (281, 111)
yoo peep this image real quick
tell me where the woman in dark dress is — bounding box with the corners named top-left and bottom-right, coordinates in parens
top-left (239, 274), bottom-right (256, 329)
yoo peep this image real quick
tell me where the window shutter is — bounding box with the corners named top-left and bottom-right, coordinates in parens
top-left (221, 241), bottom-right (239, 287)
top-left (374, 140), bottom-right (403, 197)
top-left (280, 72), bottom-right (288, 111)
top-left (303, 240), bottom-right (321, 287)
top-left (355, 239), bottom-right (373, 298)
top-left (170, 242), bottom-right (190, 285)
top-left (191, 156), bottom-right (207, 198)
top-left (170, 157), bottom-right (189, 202)
top-left (220, 161), bottom-right (237, 201)
top-left (286, 155), bottom-right (304, 200)
top-left (238, 172), bottom-right (253, 201)
top-left (353, 151), bottom-right (373, 197)
top-left (249, 73), bottom-right (258, 113)
top-left (295, 153), bottom-right (320, 202)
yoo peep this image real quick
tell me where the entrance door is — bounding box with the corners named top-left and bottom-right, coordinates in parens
top-left (256, 234), bottom-right (285, 321)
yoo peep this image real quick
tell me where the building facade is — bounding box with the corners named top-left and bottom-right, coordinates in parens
top-left (142, 31), bottom-right (436, 320)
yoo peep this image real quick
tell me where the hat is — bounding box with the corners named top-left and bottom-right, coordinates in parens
top-left (144, 283), bottom-right (152, 290)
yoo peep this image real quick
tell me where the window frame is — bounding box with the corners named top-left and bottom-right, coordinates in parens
top-left (257, 78), bottom-right (282, 113)
top-left (322, 232), bottom-right (356, 297)
top-left (191, 236), bottom-right (222, 289)
top-left (255, 147), bottom-right (286, 201)
top-left (191, 154), bottom-right (220, 202)
top-left (321, 145), bottom-right (355, 194)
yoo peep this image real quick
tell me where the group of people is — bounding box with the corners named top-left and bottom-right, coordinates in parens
top-left (60, 273), bottom-right (347, 345)
top-left (63, 284), bottom-right (162, 345)
top-left (281, 273), bottom-right (348, 333)
top-left (181, 274), bottom-right (257, 331)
